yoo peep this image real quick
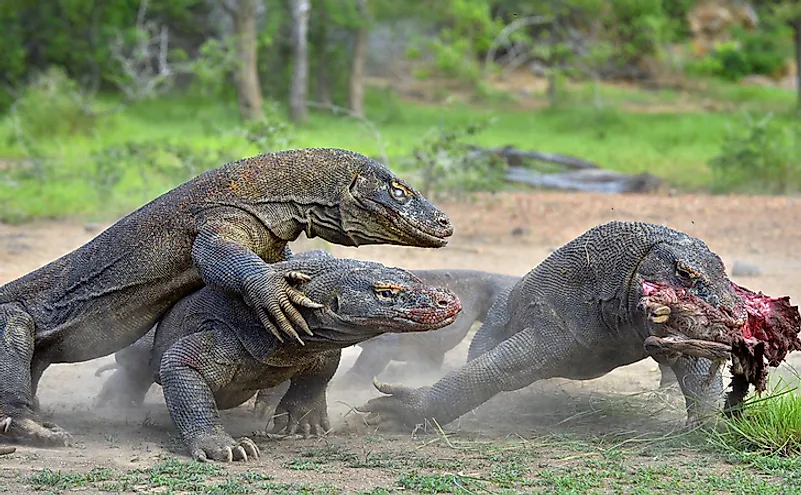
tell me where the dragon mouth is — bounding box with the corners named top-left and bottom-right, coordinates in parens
top-left (640, 280), bottom-right (801, 392)
top-left (356, 197), bottom-right (453, 248)
top-left (385, 206), bottom-right (453, 247)
top-left (375, 295), bottom-right (463, 332)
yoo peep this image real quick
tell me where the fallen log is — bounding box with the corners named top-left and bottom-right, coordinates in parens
top-left (467, 145), bottom-right (600, 170)
top-left (504, 166), bottom-right (662, 194)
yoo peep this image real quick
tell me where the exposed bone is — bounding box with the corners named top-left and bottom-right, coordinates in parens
top-left (644, 335), bottom-right (732, 361)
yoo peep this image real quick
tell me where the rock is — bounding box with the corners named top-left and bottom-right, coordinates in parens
top-left (731, 260), bottom-right (762, 277)
top-left (84, 223), bottom-right (103, 233)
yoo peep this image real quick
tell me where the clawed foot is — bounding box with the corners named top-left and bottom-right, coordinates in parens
top-left (269, 396), bottom-right (330, 438)
top-left (6, 418), bottom-right (73, 446)
top-left (242, 269), bottom-right (324, 345)
top-left (189, 434), bottom-right (260, 462)
top-left (355, 379), bottom-right (431, 430)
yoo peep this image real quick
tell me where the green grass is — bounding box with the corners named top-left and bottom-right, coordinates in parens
top-left (14, 436), bottom-right (801, 495)
top-left (0, 78), bottom-right (798, 222)
top-left (710, 374), bottom-right (801, 458)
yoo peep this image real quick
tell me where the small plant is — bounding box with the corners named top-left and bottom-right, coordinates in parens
top-left (409, 117), bottom-right (506, 199)
top-left (708, 112), bottom-right (801, 194)
top-left (230, 101), bottom-right (296, 154)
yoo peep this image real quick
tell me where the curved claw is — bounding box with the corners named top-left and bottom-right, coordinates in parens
top-left (189, 434), bottom-right (260, 463)
top-left (1, 417), bottom-right (11, 434)
top-left (268, 399), bottom-right (330, 438)
top-left (285, 271), bottom-right (312, 284)
top-left (8, 418), bottom-right (73, 446)
top-left (243, 271), bottom-right (319, 346)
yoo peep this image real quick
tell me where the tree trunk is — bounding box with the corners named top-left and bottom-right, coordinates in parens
top-left (348, 0), bottom-right (369, 118)
top-left (314, 4), bottom-right (332, 106)
top-left (794, 19), bottom-right (801, 110)
top-left (229, 0), bottom-right (263, 122)
top-left (289, 0), bottom-right (311, 123)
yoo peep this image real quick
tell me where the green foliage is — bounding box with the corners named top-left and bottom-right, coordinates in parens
top-left (607, 0), bottom-right (674, 61)
top-left (230, 101), bottom-right (296, 153)
top-left (708, 112), bottom-right (801, 194)
top-left (0, 0), bottom-right (212, 96)
top-left (86, 139), bottom-right (233, 201)
top-left (687, 22), bottom-right (792, 82)
top-left (182, 38), bottom-right (240, 99)
top-left (6, 67), bottom-right (99, 139)
top-left (408, 117), bottom-right (506, 199)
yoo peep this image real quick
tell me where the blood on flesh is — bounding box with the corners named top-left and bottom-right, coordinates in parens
top-left (640, 281), bottom-right (801, 392)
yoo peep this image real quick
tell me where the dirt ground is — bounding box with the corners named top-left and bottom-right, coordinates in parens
top-left (1, 190), bottom-right (800, 493)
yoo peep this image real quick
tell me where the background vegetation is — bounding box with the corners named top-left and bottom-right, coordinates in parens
top-left (1, 0), bottom-right (801, 223)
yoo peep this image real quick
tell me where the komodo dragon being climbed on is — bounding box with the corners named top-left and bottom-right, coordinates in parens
top-left (93, 253), bottom-right (463, 462)
top-left (357, 221), bottom-right (754, 430)
top-left (0, 148), bottom-right (453, 446)
top-left (344, 270), bottom-right (521, 382)
top-left (248, 269), bottom-right (520, 418)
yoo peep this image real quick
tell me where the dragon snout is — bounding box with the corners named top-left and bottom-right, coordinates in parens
top-left (431, 288), bottom-right (461, 316)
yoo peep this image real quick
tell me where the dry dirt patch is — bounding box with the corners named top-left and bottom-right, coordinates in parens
top-left (0, 190), bottom-right (799, 493)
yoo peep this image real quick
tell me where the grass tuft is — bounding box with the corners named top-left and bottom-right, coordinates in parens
top-left (710, 374), bottom-right (801, 457)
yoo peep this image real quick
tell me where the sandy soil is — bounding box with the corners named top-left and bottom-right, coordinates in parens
top-left (1, 190), bottom-right (800, 493)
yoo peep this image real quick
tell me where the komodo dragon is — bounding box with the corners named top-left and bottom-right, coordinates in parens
top-left (344, 270), bottom-right (521, 381)
top-left (342, 271), bottom-right (680, 390)
top-left (0, 148), bottom-right (453, 446)
top-left (93, 253), bottom-right (462, 462)
top-left (248, 269), bottom-right (520, 418)
top-left (357, 221), bottom-right (749, 429)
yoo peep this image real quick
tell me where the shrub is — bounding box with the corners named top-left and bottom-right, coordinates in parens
top-left (686, 22), bottom-right (791, 82)
top-left (7, 67), bottom-right (99, 139)
top-left (708, 112), bottom-right (801, 194)
top-left (407, 117), bottom-right (506, 199)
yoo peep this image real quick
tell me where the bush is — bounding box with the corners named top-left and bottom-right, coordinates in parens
top-left (7, 67), bottom-right (99, 139)
top-left (407, 117), bottom-right (507, 199)
top-left (686, 23), bottom-right (791, 82)
top-left (708, 112), bottom-right (801, 194)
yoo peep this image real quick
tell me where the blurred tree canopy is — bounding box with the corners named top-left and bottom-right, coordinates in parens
top-left (1, 0), bottom-right (799, 117)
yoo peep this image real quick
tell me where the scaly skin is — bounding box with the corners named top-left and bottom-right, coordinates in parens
top-left (357, 221), bottom-right (745, 430)
top-left (251, 269), bottom-right (520, 418)
top-left (0, 148), bottom-right (452, 446)
top-left (94, 252), bottom-right (462, 462)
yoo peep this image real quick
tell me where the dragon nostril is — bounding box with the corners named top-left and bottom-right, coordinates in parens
top-left (437, 217), bottom-right (450, 227)
top-left (436, 298), bottom-right (449, 308)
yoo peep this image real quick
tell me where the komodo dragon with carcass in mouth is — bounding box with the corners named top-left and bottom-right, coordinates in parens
top-left (356, 221), bottom-right (798, 430)
top-left (0, 148), bottom-right (453, 446)
top-left (93, 252), bottom-right (462, 462)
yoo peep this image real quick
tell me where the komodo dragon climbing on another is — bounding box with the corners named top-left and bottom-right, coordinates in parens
top-left (357, 221), bottom-right (750, 430)
top-left (93, 253), bottom-right (463, 462)
top-left (0, 148), bottom-right (453, 446)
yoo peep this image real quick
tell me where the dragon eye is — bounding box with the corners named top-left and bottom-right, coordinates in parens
top-left (375, 287), bottom-right (399, 301)
top-left (390, 182), bottom-right (410, 201)
top-left (676, 262), bottom-right (695, 279)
